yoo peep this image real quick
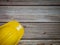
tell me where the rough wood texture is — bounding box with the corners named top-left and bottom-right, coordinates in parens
top-left (0, 0), bottom-right (60, 5)
top-left (0, 6), bottom-right (60, 22)
top-left (18, 40), bottom-right (60, 45)
top-left (0, 23), bottom-right (60, 39)
top-left (0, 0), bottom-right (60, 45)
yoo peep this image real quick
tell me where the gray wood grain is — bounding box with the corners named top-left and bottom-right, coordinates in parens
top-left (0, 6), bottom-right (60, 22)
top-left (0, 0), bottom-right (60, 5)
top-left (0, 23), bottom-right (60, 39)
top-left (19, 40), bottom-right (60, 45)
top-left (21, 23), bottom-right (60, 39)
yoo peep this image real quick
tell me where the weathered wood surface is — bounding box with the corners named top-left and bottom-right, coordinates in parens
top-left (0, 6), bottom-right (60, 22)
top-left (18, 40), bottom-right (60, 45)
top-left (0, 0), bottom-right (60, 5)
top-left (0, 23), bottom-right (60, 39)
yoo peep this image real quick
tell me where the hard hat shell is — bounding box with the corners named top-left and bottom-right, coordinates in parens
top-left (0, 20), bottom-right (24, 45)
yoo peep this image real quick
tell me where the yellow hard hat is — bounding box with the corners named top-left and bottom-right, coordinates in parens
top-left (0, 20), bottom-right (24, 45)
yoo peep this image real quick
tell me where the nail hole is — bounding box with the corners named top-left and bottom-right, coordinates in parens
top-left (50, 44), bottom-right (53, 45)
top-left (43, 32), bottom-right (46, 34)
top-left (23, 25), bottom-right (26, 28)
top-left (7, 0), bottom-right (9, 2)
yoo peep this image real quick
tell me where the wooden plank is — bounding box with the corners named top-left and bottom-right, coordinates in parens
top-left (19, 40), bottom-right (60, 45)
top-left (21, 23), bottom-right (60, 39)
top-left (0, 6), bottom-right (60, 22)
top-left (0, 23), bottom-right (60, 39)
top-left (0, 0), bottom-right (60, 5)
